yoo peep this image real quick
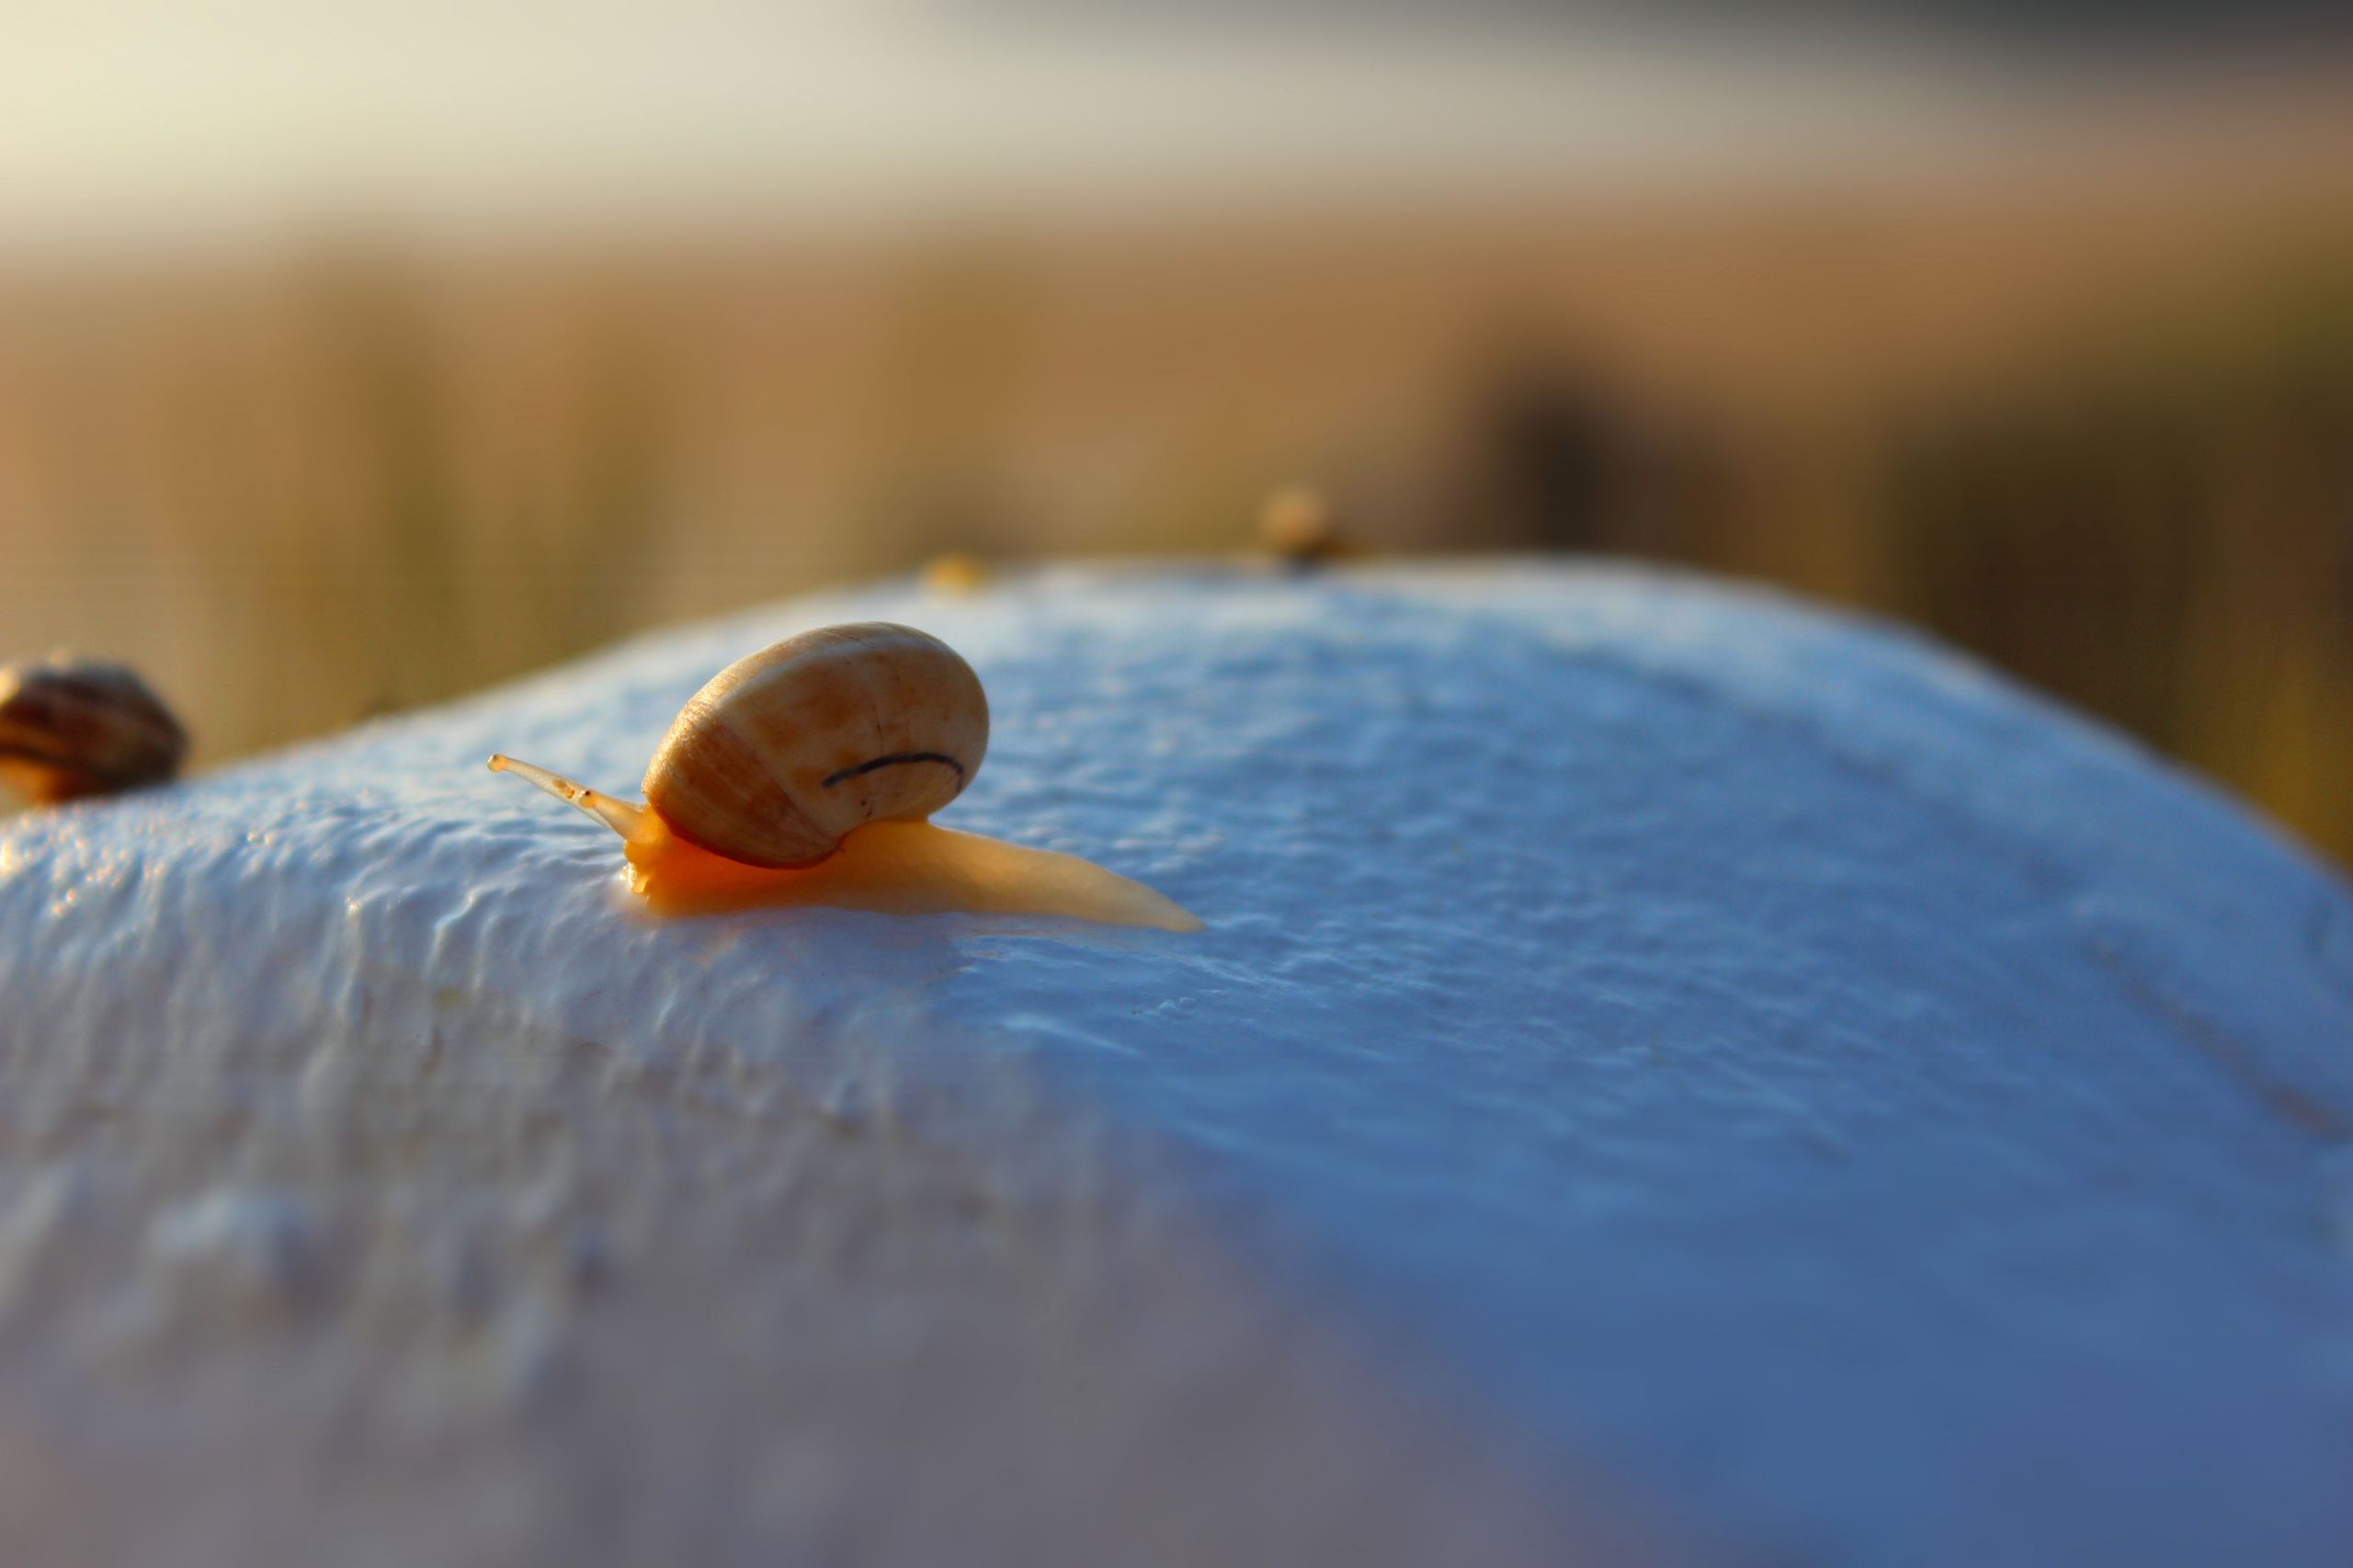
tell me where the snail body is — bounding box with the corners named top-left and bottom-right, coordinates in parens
top-left (491, 622), bottom-right (1198, 930)
top-left (0, 656), bottom-right (188, 804)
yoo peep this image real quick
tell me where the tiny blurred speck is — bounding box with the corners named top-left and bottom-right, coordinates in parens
top-left (923, 551), bottom-right (994, 596)
top-left (1258, 484), bottom-right (1349, 569)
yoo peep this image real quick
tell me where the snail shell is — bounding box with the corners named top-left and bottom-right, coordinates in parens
top-left (644, 622), bottom-right (988, 868)
top-left (0, 655), bottom-right (188, 804)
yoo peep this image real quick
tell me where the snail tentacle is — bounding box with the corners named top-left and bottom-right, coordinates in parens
top-left (488, 754), bottom-right (648, 841)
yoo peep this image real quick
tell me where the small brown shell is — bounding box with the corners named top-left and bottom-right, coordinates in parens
top-left (643, 622), bottom-right (989, 868)
top-left (0, 656), bottom-right (188, 804)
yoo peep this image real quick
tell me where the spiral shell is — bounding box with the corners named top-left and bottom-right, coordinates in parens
top-left (642, 622), bottom-right (989, 868)
top-left (0, 655), bottom-right (188, 804)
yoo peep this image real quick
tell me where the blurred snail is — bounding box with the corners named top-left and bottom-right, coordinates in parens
top-left (490, 622), bottom-right (1199, 929)
top-left (1257, 483), bottom-right (1352, 569)
top-left (922, 551), bottom-right (993, 597)
top-left (0, 655), bottom-right (188, 805)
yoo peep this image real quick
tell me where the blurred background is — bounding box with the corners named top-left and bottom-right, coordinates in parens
top-left (2, 3), bottom-right (2349, 863)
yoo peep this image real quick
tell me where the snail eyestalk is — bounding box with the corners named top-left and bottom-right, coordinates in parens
top-left (488, 754), bottom-right (648, 841)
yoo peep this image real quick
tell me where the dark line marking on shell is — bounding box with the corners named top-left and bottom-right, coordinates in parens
top-left (823, 752), bottom-right (965, 789)
top-left (0, 741), bottom-right (142, 787)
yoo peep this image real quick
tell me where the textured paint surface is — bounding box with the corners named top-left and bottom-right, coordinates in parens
top-left (2, 562), bottom-right (2350, 1566)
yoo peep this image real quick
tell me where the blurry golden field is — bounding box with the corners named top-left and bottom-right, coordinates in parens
top-left (2, 131), bottom-right (2351, 862)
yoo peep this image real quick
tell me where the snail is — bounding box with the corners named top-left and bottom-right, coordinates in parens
top-left (0, 655), bottom-right (188, 804)
top-left (1257, 483), bottom-right (1352, 570)
top-left (922, 551), bottom-right (992, 597)
top-left (489, 622), bottom-right (1199, 930)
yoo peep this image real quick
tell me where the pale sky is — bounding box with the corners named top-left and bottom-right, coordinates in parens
top-left (0, 3), bottom-right (2111, 246)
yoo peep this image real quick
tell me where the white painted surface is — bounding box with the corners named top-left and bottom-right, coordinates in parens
top-left (2, 562), bottom-right (2349, 1566)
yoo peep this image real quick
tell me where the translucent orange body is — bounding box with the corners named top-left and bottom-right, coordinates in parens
top-left (622, 812), bottom-right (1201, 928)
top-left (489, 754), bottom-right (1199, 930)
